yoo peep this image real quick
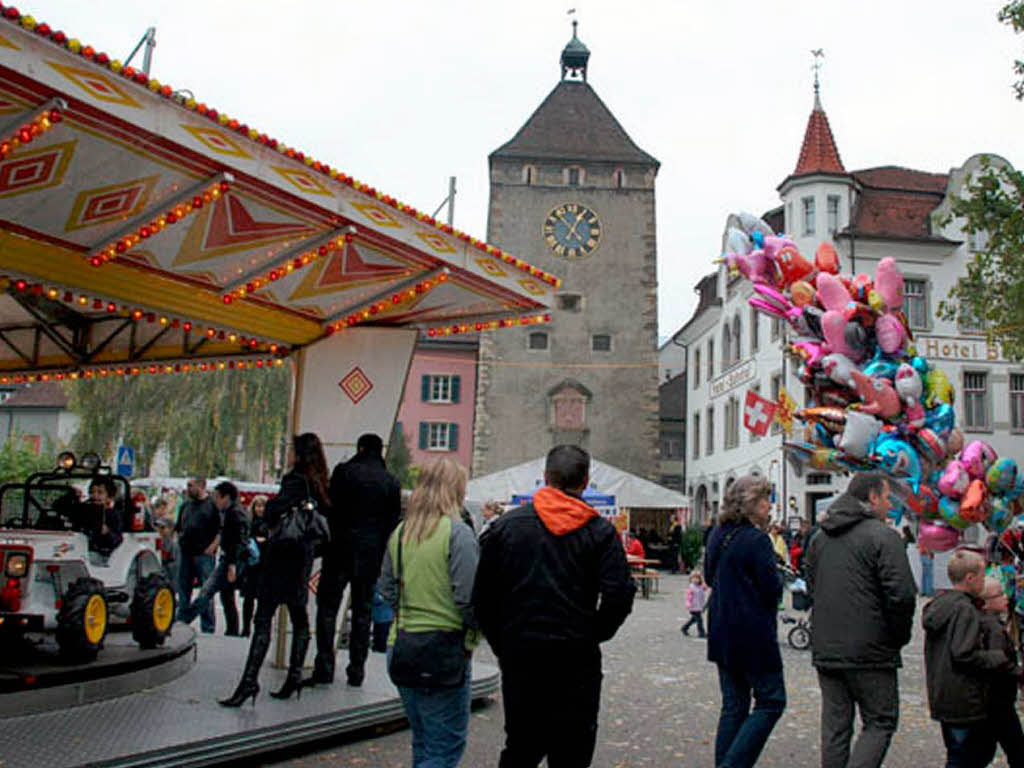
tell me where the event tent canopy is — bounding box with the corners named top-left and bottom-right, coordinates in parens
top-left (0, 8), bottom-right (557, 378)
top-left (467, 456), bottom-right (687, 509)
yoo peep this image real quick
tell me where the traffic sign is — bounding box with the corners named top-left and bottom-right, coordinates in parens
top-left (116, 445), bottom-right (135, 477)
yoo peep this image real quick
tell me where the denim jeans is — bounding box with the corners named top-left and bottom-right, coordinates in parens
top-left (921, 552), bottom-right (935, 596)
top-left (394, 655), bottom-right (472, 768)
top-left (941, 722), bottom-right (996, 768)
top-left (180, 557), bottom-right (238, 633)
top-left (177, 553), bottom-right (216, 633)
top-left (715, 664), bottom-right (787, 768)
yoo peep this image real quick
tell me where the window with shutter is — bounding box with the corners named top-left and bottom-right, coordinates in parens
top-left (418, 423), bottom-right (429, 449)
top-left (451, 376), bottom-right (461, 404)
top-left (420, 375), bottom-right (430, 402)
top-left (449, 423), bottom-right (459, 451)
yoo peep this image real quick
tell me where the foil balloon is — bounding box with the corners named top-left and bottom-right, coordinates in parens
top-left (875, 257), bottom-right (905, 310)
top-left (850, 273), bottom-right (873, 303)
top-left (736, 212), bottom-right (775, 240)
top-left (988, 496), bottom-right (1012, 533)
top-left (925, 368), bottom-right (955, 408)
top-left (773, 240), bottom-right (815, 286)
top-left (895, 364), bottom-right (925, 429)
top-left (961, 440), bottom-right (998, 480)
top-left (939, 496), bottom-right (971, 530)
top-left (875, 314), bottom-right (907, 355)
top-left (960, 479), bottom-right (990, 524)
top-left (790, 280), bottom-right (815, 307)
top-left (946, 428), bottom-right (965, 458)
top-left (815, 423), bottom-right (836, 447)
top-left (925, 404), bottom-right (956, 440)
top-left (839, 411), bottom-right (882, 459)
top-left (921, 517), bottom-right (964, 548)
top-left (987, 458), bottom-right (1020, 495)
top-left (906, 484), bottom-right (941, 521)
top-left (815, 242), bottom-right (840, 274)
top-left (817, 272), bottom-right (853, 312)
top-left (913, 428), bottom-right (946, 465)
top-left (792, 340), bottom-right (827, 366)
top-left (938, 460), bottom-right (970, 499)
top-left (843, 321), bottom-right (871, 362)
top-left (823, 310), bottom-right (857, 359)
top-left (910, 356), bottom-right (930, 380)
top-left (862, 353), bottom-right (901, 383)
top-left (851, 370), bottom-right (902, 420)
top-left (822, 353), bottom-right (857, 388)
top-left (871, 434), bottom-right (923, 492)
top-left (724, 227), bottom-right (752, 257)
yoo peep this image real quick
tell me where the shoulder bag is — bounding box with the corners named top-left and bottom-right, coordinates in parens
top-left (387, 522), bottom-right (467, 689)
top-left (270, 476), bottom-right (329, 548)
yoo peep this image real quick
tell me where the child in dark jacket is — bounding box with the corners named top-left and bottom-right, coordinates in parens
top-left (923, 549), bottom-right (1017, 768)
top-left (979, 576), bottom-right (1024, 767)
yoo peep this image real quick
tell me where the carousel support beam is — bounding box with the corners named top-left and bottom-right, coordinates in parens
top-left (81, 318), bottom-right (134, 364)
top-left (220, 225), bottom-right (354, 296)
top-left (86, 171), bottom-right (233, 265)
top-left (0, 330), bottom-right (33, 367)
top-left (17, 302), bottom-right (79, 361)
top-left (130, 324), bottom-right (173, 361)
top-left (321, 267), bottom-right (449, 328)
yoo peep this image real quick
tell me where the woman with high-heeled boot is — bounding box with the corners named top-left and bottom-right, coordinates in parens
top-left (220, 433), bottom-right (331, 707)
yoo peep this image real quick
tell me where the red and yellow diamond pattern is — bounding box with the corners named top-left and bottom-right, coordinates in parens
top-left (339, 366), bottom-right (374, 404)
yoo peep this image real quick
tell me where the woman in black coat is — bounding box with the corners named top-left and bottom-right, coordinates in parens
top-left (220, 433), bottom-right (331, 706)
top-left (704, 474), bottom-right (786, 768)
top-left (240, 494), bottom-right (270, 637)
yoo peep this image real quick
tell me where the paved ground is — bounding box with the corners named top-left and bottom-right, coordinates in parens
top-left (257, 574), bottom-right (1014, 767)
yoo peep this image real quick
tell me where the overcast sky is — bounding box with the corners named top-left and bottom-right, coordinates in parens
top-left (28, 0), bottom-right (1024, 340)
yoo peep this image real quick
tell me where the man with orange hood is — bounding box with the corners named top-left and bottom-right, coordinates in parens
top-left (473, 444), bottom-right (636, 768)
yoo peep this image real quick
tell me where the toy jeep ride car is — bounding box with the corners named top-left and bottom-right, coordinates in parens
top-left (0, 451), bottom-right (176, 660)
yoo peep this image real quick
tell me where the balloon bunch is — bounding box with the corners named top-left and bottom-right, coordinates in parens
top-left (723, 212), bottom-right (1022, 552)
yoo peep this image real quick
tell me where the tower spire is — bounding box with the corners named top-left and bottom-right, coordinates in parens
top-left (811, 48), bottom-right (824, 110)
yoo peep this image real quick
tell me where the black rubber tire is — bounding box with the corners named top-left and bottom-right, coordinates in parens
top-left (131, 572), bottom-right (176, 649)
top-left (57, 578), bottom-right (107, 661)
top-left (788, 623), bottom-right (811, 651)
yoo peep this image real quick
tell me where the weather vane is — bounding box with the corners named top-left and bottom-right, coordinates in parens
top-left (811, 49), bottom-right (825, 101)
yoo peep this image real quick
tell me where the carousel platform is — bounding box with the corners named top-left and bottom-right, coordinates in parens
top-left (0, 630), bottom-right (500, 768)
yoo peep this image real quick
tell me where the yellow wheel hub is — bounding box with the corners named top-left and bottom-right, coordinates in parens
top-left (153, 588), bottom-right (174, 632)
top-left (84, 594), bottom-right (107, 645)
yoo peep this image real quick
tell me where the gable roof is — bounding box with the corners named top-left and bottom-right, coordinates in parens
top-left (841, 166), bottom-right (956, 243)
top-left (0, 382), bottom-right (69, 408)
top-left (467, 455), bottom-right (686, 509)
top-left (491, 81), bottom-right (659, 167)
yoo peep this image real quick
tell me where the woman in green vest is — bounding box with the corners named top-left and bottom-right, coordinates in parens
top-left (378, 458), bottom-right (480, 767)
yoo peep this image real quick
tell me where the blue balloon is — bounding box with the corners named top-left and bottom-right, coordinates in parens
top-left (911, 355), bottom-right (931, 380)
top-left (862, 350), bottom-right (900, 381)
top-left (751, 230), bottom-right (764, 248)
top-left (815, 423), bottom-right (835, 448)
top-left (925, 404), bottom-right (956, 440)
top-left (871, 433), bottom-right (923, 492)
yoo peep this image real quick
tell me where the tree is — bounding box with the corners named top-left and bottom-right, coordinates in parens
top-left (1001, 1), bottom-right (1024, 99)
top-left (66, 365), bottom-right (291, 479)
top-left (0, 436), bottom-right (55, 485)
top-left (938, 156), bottom-right (1024, 360)
top-left (386, 422), bottom-right (419, 489)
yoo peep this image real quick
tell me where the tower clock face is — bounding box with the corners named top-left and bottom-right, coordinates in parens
top-left (542, 203), bottom-right (601, 260)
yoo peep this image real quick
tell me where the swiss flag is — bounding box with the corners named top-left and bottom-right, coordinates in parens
top-left (743, 389), bottom-right (777, 436)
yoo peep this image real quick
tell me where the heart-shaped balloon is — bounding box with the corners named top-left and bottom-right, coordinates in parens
top-left (875, 314), bottom-right (906, 355)
top-left (938, 460), bottom-right (970, 499)
top-left (961, 440), bottom-right (998, 480)
top-left (960, 479), bottom-right (990, 524)
top-left (921, 517), bottom-right (964, 548)
top-left (913, 428), bottom-right (946, 465)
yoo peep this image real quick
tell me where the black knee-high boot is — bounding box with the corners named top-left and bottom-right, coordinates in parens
top-left (219, 626), bottom-right (270, 707)
top-left (271, 626), bottom-right (310, 700)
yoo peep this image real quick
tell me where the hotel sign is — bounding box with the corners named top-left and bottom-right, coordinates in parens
top-left (709, 360), bottom-right (756, 399)
top-left (916, 335), bottom-right (1003, 363)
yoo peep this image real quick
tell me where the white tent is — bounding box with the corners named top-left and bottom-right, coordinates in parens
top-left (467, 456), bottom-right (687, 510)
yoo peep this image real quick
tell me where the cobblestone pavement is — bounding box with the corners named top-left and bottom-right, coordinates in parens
top-left (264, 574), bottom-right (1015, 767)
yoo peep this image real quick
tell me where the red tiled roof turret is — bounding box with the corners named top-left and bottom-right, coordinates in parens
top-left (793, 105), bottom-right (845, 176)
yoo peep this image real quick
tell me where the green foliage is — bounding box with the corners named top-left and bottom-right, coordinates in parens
top-left (679, 526), bottom-right (705, 571)
top-left (386, 422), bottom-right (419, 489)
top-left (937, 156), bottom-right (1024, 360)
top-left (1000, 1), bottom-right (1024, 99)
top-left (0, 436), bottom-right (55, 485)
top-left (66, 365), bottom-right (291, 479)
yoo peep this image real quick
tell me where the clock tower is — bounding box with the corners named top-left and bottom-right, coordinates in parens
top-left (472, 23), bottom-right (661, 479)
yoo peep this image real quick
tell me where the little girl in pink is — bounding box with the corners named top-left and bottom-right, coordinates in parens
top-left (682, 571), bottom-right (710, 638)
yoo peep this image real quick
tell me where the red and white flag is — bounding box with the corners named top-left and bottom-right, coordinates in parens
top-left (743, 389), bottom-right (777, 436)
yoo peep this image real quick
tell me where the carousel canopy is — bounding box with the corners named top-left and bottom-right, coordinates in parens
top-left (0, 8), bottom-right (558, 379)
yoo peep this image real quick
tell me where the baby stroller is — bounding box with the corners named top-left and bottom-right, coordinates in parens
top-left (779, 563), bottom-right (812, 651)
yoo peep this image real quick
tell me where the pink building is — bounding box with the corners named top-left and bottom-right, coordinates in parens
top-left (396, 338), bottom-right (477, 470)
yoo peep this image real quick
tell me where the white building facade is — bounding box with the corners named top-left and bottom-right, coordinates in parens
top-left (672, 93), bottom-right (1024, 524)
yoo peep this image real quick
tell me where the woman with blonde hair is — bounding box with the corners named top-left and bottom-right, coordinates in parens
top-left (703, 474), bottom-right (786, 768)
top-left (378, 458), bottom-right (479, 767)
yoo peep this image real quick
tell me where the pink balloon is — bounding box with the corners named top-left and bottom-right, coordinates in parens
top-left (817, 272), bottom-right (853, 312)
top-left (938, 460), bottom-right (970, 499)
top-left (919, 520), bottom-right (962, 553)
top-left (961, 440), bottom-right (998, 480)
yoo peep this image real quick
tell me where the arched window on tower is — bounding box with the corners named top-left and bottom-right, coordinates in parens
top-left (614, 169), bottom-right (625, 188)
top-left (522, 165), bottom-right (537, 185)
top-left (566, 166), bottom-right (584, 186)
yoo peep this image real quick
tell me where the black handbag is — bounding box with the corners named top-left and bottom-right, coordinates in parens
top-left (270, 476), bottom-right (329, 548)
top-left (387, 523), bottom-right (467, 689)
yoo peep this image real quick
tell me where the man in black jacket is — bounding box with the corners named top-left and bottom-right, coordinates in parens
top-left (175, 476), bottom-right (220, 633)
top-left (805, 471), bottom-right (917, 768)
top-left (308, 433), bottom-right (401, 687)
top-left (472, 444), bottom-right (635, 768)
top-left (179, 481), bottom-right (248, 635)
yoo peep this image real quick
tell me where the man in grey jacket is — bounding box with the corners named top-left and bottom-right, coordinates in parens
top-left (805, 471), bottom-right (917, 768)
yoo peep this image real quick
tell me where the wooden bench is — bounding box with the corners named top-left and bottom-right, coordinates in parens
top-left (633, 571), bottom-right (660, 599)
